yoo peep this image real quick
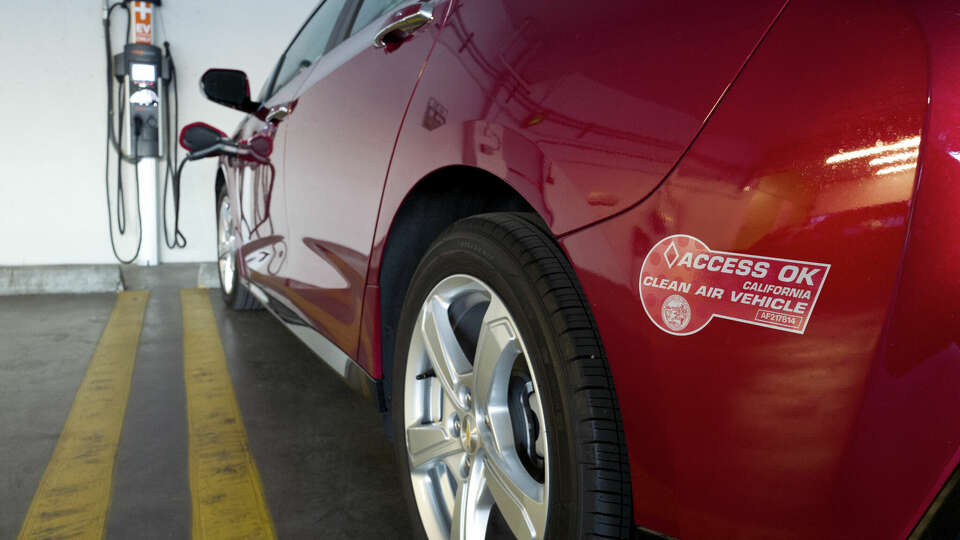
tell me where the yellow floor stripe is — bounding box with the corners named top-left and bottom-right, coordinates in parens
top-left (18, 290), bottom-right (149, 540)
top-left (181, 289), bottom-right (276, 540)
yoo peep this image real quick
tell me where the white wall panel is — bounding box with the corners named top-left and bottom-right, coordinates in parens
top-left (0, 0), bottom-right (318, 265)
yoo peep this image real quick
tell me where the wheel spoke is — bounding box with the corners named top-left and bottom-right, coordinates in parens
top-left (472, 295), bottom-right (520, 452)
top-left (484, 454), bottom-right (547, 540)
top-left (450, 453), bottom-right (493, 540)
top-left (406, 422), bottom-right (462, 470)
top-left (420, 296), bottom-right (472, 406)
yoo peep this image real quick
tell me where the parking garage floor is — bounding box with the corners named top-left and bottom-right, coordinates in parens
top-left (0, 266), bottom-right (413, 539)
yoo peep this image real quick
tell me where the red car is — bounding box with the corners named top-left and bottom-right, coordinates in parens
top-left (180, 0), bottom-right (960, 537)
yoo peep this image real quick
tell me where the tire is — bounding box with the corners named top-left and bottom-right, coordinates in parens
top-left (392, 212), bottom-right (633, 539)
top-left (216, 184), bottom-right (261, 311)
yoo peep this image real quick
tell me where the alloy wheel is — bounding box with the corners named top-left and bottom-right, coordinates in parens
top-left (404, 274), bottom-right (549, 540)
top-left (217, 195), bottom-right (236, 295)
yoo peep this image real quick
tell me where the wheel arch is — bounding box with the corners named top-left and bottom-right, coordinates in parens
top-left (375, 165), bottom-right (544, 411)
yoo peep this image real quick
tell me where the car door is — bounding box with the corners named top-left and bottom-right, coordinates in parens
top-left (234, 89), bottom-right (293, 282)
top-left (240, 0), bottom-right (353, 289)
top-left (277, 0), bottom-right (441, 365)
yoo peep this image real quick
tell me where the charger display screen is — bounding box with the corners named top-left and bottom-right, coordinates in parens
top-left (131, 63), bottom-right (156, 84)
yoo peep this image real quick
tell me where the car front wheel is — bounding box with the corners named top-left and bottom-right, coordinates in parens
top-left (216, 184), bottom-right (260, 310)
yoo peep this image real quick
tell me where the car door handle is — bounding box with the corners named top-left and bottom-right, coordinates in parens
top-left (265, 105), bottom-right (290, 123)
top-left (373, 1), bottom-right (435, 48)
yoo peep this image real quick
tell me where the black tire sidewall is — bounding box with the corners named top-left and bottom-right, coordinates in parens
top-left (392, 220), bottom-right (582, 539)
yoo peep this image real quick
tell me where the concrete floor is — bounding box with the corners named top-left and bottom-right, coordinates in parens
top-left (0, 266), bottom-right (412, 538)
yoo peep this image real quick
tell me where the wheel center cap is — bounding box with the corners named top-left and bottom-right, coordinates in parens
top-left (459, 415), bottom-right (479, 454)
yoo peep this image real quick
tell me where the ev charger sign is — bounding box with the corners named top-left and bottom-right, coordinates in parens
top-left (638, 235), bottom-right (830, 335)
top-left (132, 1), bottom-right (153, 44)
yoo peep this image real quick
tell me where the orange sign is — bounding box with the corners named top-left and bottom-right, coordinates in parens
top-left (132, 2), bottom-right (152, 44)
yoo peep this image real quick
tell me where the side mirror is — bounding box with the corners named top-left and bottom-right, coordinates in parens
top-left (200, 69), bottom-right (259, 113)
top-left (179, 122), bottom-right (228, 153)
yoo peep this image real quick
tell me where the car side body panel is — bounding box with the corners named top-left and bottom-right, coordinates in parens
top-left (276, 11), bottom-right (440, 366)
top-left (559, 0), bottom-right (956, 537)
top-left (839, 1), bottom-right (960, 537)
top-left (367, 0), bottom-right (786, 287)
top-left (227, 2), bottom-right (443, 379)
top-left (218, 0), bottom-right (960, 536)
top-left (225, 78), bottom-right (304, 287)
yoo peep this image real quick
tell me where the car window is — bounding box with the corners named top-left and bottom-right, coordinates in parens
top-left (349, 0), bottom-right (404, 36)
top-left (272, 0), bottom-right (350, 95)
top-left (257, 58), bottom-right (282, 103)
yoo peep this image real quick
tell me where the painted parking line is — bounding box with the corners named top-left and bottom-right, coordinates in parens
top-left (181, 289), bottom-right (276, 540)
top-left (18, 291), bottom-right (150, 540)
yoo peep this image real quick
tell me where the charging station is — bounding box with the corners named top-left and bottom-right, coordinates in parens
top-left (104, 0), bottom-right (183, 265)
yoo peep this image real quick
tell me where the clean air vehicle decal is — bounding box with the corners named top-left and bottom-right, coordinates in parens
top-left (638, 235), bottom-right (829, 335)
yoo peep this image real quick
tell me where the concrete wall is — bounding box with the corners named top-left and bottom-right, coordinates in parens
top-left (0, 1), bottom-right (317, 265)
